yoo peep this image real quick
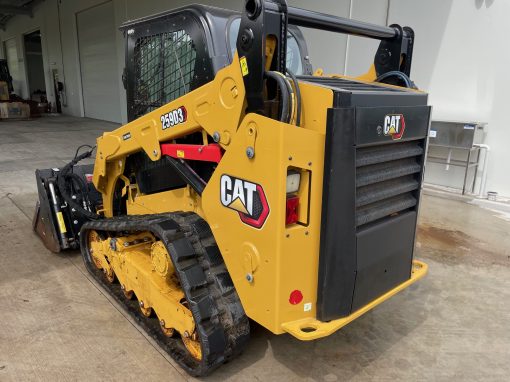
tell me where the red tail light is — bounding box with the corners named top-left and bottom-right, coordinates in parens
top-left (286, 196), bottom-right (299, 225)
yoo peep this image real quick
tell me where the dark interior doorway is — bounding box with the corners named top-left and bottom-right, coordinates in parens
top-left (23, 30), bottom-right (51, 109)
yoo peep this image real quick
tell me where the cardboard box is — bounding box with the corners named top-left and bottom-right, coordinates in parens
top-left (0, 102), bottom-right (30, 119)
top-left (0, 81), bottom-right (9, 101)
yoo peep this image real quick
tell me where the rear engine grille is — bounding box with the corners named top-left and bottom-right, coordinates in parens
top-left (356, 141), bottom-right (424, 166)
top-left (356, 176), bottom-right (419, 207)
top-left (355, 141), bottom-right (424, 227)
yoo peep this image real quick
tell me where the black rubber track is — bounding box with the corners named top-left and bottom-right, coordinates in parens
top-left (80, 212), bottom-right (250, 377)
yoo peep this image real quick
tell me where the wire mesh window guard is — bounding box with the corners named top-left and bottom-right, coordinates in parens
top-left (133, 30), bottom-right (196, 119)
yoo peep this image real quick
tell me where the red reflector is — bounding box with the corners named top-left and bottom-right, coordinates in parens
top-left (286, 196), bottom-right (299, 225)
top-left (289, 290), bottom-right (303, 305)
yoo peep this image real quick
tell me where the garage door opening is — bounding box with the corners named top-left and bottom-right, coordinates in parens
top-left (24, 30), bottom-right (49, 110)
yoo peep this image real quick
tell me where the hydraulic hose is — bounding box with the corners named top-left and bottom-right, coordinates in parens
top-left (57, 147), bottom-right (101, 220)
top-left (375, 70), bottom-right (416, 89)
top-left (286, 68), bottom-right (301, 126)
top-left (275, 71), bottom-right (295, 124)
top-left (68, 172), bottom-right (92, 211)
top-left (264, 71), bottom-right (290, 123)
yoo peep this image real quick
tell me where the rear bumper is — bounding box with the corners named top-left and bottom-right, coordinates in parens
top-left (281, 260), bottom-right (427, 341)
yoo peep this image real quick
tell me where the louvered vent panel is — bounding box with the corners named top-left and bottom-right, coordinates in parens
top-left (355, 141), bottom-right (424, 227)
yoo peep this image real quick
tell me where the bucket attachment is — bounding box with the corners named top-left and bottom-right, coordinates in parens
top-left (33, 165), bottom-right (101, 253)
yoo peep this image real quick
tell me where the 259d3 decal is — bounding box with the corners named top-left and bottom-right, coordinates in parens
top-left (160, 106), bottom-right (187, 130)
top-left (220, 175), bottom-right (269, 229)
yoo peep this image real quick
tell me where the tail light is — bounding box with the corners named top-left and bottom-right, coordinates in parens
top-left (286, 196), bottom-right (299, 225)
top-left (286, 169), bottom-right (301, 225)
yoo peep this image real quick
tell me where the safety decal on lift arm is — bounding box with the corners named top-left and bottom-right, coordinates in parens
top-left (239, 56), bottom-right (249, 76)
top-left (220, 174), bottom-right (269, 229)
top-left (160, 106), bottom-right (187, 130)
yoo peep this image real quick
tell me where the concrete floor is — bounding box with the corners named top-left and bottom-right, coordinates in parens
top-left (1, 116), bottom-right (509, 381)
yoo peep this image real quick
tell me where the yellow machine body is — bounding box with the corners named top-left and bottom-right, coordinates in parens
top-left (90, 53), bottom-right (427, 340)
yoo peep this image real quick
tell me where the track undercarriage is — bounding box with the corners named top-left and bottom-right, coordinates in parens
top-left (80, 212), bottom-right (250, 376)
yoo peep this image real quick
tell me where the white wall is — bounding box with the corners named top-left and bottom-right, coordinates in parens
top-left (2, 0), bottom-right (510, 197)
top-left (346, 0), bottom-right (389, 77)
top-left (289, 0), bottom-right (350, 74)
top-left (387, 0), bottom-right (510, 197)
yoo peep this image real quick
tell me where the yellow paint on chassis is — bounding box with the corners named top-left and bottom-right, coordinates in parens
top-left (202, 116), bottom-right (327, 333)
top-left (193, 80), bottom-right (333, 333)
top-left (87, 231), bottom-right (196, 338)
top-left (126, 186), bottom-right (204, 217)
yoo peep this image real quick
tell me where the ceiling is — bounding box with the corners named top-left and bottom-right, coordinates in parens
top-left (0, 0), bottom-right (39, 31)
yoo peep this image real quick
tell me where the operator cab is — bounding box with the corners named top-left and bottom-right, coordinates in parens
top-left (120, 5), bottom-right (311, 122)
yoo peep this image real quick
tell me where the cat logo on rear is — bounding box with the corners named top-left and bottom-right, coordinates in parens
top-left (220, 175), bottom-right (269, 229)
top-left (383, 114), bottom-right (406, 140)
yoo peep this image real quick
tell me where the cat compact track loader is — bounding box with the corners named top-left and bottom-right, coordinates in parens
top-left (33, 0), bottom-right (430, 376)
